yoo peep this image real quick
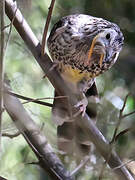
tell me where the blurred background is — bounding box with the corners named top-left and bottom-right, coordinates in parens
top-left (1, 0), bottom-right (135, 179)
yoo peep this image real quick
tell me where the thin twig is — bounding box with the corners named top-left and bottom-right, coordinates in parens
top-left (121, 94), bottom-right (130, 112)
top-left (99, 94), bottom-right (130, 179)
top-left (41, 0), bottom-right (56, 56)
top-left (6, 91), bottom-right (53, 107)
top-left (2, 131), bottom-right (20, 138)
top-left (6, 91), bottom-right (67, 107)
top-left (99, 94), bottom-right (135, 178)
top-left (22, 95), bottom-right (68, 104)
top-left (70, 156), bottom-right (90, 176)
top-left (26, 161), bottom-right (39, 165)
top-left (0, 0), bottom-right (5, 149)
top-left (113, 158), bottom-right (135, 171)
top-left (98, 94), bottom-right (130, 179)
top-left (122, 110), bottom-right (135, 119)
top-left (111, 93), bottom-right (130, 143)
top-left (115, 127), bottom-right (135, 142)
top-left (5, 6), bottom-right (17, 50)
top-left (110, 93), bottom-right (135, 142)
top-left (2, 23), bottom-right (11, 30)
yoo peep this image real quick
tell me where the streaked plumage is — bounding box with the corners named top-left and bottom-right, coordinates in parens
top-left (47, 14), bottom-right (124, 157)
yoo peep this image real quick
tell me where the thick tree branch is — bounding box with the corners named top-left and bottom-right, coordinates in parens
top-left (0, 176), bottom-right (7, 180)
top-left (5, 0), bottom-right (135, 180)
top-left (4, 84), bottom-right (73, 180)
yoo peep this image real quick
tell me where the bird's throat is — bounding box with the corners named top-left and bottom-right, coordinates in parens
top-left (60, 64), bottom-right (92, 84)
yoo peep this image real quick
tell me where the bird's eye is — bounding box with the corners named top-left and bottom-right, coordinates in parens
top-left (106, 33), bottom-right (110, 40)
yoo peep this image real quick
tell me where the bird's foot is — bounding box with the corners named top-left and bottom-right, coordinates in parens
top-left (74, 96), bottom-right (88, 117)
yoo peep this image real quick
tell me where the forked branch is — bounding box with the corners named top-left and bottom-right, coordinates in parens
top-left (4, 83), bottom-right (74, 180)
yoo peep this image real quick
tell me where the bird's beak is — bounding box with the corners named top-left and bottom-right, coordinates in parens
top-left (99, 53), bottom-right (104, 68)
top-left (87, 35), bottom-right (98, 61)
top-left (86, 34), bottom-right (106, 67)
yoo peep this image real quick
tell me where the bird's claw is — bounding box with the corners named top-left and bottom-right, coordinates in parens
top-left (74, 98), bottom-right (88, 117)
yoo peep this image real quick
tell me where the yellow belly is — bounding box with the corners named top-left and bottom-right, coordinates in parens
top-left (60, 64), bottom-right (92, 83)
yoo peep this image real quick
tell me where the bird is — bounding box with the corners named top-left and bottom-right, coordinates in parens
top-left (47, 14), bottom-right (124, 157)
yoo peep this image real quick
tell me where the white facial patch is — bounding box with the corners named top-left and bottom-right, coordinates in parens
top-left (113, 52), bottom-right (119, 63)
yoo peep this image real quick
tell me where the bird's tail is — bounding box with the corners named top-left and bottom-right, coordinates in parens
top-left (52, 82), bottom-right (98, 159)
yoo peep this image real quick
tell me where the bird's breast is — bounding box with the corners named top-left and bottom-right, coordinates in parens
top-left (59, 63), bottom-right (92, 84)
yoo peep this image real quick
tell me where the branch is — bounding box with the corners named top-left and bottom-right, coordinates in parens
top-left (70, 156), bottom-right (89, 176)
top-left (108, 93), bottom-right (135, 143)
top-left (5, 0), bottom-right (135, 180)
top-left (113, 158), bottom-right (135, 171)
top-left (99, 94), bottom-right (132, 179)
top-left (2, 131), bottom-right (20, 138)
top-left (6, 91), bottom-right (67, 107)
top-left (111, 94), bottom-right (129, 143)
top-left (4, 84), bottom-right (74, 180)
top-left (4, 4), bottom-right (17, 51)
top-left (0, 176), bottom-right (7, 180)
top-left (6, 91), bottom-right (53, 107)
top-left (41, 0), bottom-right (55, 55)
top-left (0, 0), bottom-right (5, 149)
top-left (122, 110), bottom-right (135, 119)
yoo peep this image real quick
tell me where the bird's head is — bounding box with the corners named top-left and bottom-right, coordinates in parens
top-left (86, 27), bottom-right (124, 68)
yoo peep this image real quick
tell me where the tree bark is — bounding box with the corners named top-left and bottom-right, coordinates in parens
top-left (4, 84), bottom-right (74, 180)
